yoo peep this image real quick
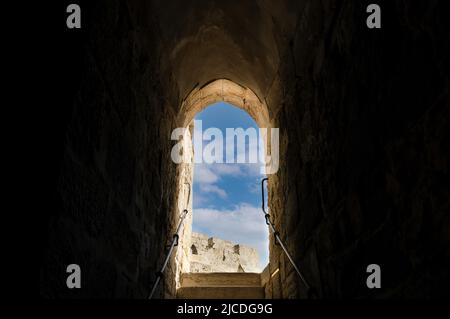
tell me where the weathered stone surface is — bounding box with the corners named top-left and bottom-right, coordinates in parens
top-left (189, 232), bottom-right (260, 273)
top-left (41, 0), bottom-right (449, 299)
top-left (177, 286), bottom-right (264, 299)
top-left (177, 273), bottom-right (264, 299)
top-left (180, 273), bottom-right (261, 288)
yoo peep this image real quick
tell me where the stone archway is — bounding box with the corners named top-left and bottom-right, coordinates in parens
top-left (178, 79), bottom-right (271, 129)
top-left (40, 0), bottom-right (449, 300)
top-left (169, 79), bottom-right (277, 298)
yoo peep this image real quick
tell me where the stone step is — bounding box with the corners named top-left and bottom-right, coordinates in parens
top-left (180, 273), bottom-right (261, 288)
top-left (177, 286), bottom-right (264, 299)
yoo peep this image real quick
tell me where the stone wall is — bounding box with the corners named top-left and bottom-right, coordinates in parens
top-left (40, 0), bottom-right (449, 299)
top-left (165, 124), bottom-right (194, 297)
top-left (40, 0), bottom-right (185, 298)
top-left (264, 0), bottom-right (450, 298)
top-left (189, 232), bottom-right (260, 273)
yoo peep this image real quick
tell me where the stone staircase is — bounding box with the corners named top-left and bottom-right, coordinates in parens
top-left (177, 273), bottom-right (264, 299)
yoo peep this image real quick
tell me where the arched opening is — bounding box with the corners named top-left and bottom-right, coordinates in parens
top-left (177, 79), bottom-right (271, 129)
top-left (39, 0), bottom-right (449, 300)
top-left (170, 79), bottom-right (280, 297)
top-left (189, 102), bottom-right (269, 273)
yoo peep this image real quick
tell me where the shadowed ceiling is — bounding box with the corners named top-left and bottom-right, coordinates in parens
top-left (151, 0), bottom-right (302, 102)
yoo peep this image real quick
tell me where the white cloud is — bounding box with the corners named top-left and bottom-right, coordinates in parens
top-left (194, 164), bottom-right (227, 200)
top-left (192, 203), bottom-right (269, 269)
top-left (199, 184), bottom-right (227, 198)
top-left (195, 165), bottom-right (219, 184)
top-left (197, 163), bottom-right (263, 179)
top-left (212, 163), bottom-right (244, 176)
top-left (194, 162), bottom-right (265, 205)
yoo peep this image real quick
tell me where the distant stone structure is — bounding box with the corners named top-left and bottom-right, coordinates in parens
top-left (189, 232), bottom-right (260, 273)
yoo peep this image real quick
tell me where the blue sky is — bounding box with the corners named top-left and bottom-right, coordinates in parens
top-left (191, 102), bottom-right (269, 270)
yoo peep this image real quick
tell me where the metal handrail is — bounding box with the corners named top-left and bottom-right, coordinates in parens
top-left (148, 182), bottom-right (191, 299)
top-left (261, 178), bottom-right (312, 294)
top-left (148, 209), bottom-right (188, 299)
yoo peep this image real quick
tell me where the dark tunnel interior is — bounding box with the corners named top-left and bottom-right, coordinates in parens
top-left (39, 0), bottom-right (449, 299)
